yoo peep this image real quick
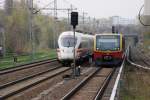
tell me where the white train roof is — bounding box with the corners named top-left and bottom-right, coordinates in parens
top-left (59, 31), bottom-right (93, 38)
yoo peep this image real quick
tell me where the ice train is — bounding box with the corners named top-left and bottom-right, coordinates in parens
top-left (57, 31), bottom-right (94, 66)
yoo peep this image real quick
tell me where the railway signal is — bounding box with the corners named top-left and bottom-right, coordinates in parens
top-left (112, 26), bottom-right (115, 33)
top-left (71, 12), bottom-right (78, 29)
top-left (71, 12), bottom-right (79, 77)
top-left (112, 26), bottom-right (118, 33)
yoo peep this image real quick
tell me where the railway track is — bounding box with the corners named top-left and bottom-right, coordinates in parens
top-left (0, 59), bottom-right (59, 86)
top-left (0, 67), bottom-right (70, 99)
top-left (61, 67), bottom-right (115, 100)
top-left (0, 65), bottom-right (62, 89)
top-left (0, 58), bottom-right (57, 75)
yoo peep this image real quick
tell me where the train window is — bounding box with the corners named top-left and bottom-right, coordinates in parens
top-left (96, 35), bottom-right (120, 51)
top-left (61, 36), bottom-right (77, 47)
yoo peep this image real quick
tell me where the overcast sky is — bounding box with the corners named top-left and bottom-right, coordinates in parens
top-left (35, 0), bottom-right (144, 19)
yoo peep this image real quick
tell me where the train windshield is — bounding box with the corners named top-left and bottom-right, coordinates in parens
top-left (96, 35), bottom-right (120, 51)
top-left (61, 36), bottom-right (77, 47)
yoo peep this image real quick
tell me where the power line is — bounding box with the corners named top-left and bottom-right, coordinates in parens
top-left (40, 0), bottom-right (54, 9)
top-left (62, 0), bottom-right (76, 9)
top-left (33, 0), bottom-right (54, 14)
top-left (33, 0), bottom-right (78, 48)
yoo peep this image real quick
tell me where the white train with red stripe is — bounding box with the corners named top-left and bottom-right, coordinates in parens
top-left (57, 31), bottom-right (94, 66)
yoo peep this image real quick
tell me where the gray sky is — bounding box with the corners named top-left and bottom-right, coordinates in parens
top-left (35, 0), bottom-right (144, 19)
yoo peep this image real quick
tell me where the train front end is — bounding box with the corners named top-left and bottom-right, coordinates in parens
top-left (57, 32), bottom-right (78, 65)
top-left (94, 34), bottom-right (125, 66)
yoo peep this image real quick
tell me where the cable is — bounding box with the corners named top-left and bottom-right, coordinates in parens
top-left (138, 4), bottom-right (150, 26)
top-left (33, 0), bottom-right (54, 14)
top-left (41, 1), bottom-right (54, 9)
top-left (63, 0), bottom-right (75, 8)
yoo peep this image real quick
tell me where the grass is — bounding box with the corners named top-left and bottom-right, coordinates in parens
top-left (143, 32), bottom-right (150, 53)
top-left (120, 64), bottom-right (150, 100)
top-left (0, 49), bottom-right (57, 70)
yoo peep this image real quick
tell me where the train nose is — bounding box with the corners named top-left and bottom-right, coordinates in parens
top-left (59, 48), bottom-right (74, 59)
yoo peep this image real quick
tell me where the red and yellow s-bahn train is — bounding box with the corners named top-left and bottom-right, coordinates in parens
top-left (93, 33), bottom-right (125, 66)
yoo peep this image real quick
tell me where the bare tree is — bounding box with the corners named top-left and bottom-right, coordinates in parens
top-left (5, 0), bottom-right (13, 15)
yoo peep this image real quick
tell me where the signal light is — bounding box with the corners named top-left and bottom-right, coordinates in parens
top-left (112, 26), bottom-right (115, 33)
top-left (71, 12), bottom-right (78, 29)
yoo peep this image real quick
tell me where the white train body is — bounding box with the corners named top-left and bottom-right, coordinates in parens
top-left (57, 31), bottom-right (94, 64)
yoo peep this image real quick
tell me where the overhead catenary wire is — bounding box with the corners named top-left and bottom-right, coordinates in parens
top-left (33, 0), bottom-right (54, 14)
top-left (62, 0), bottom-right (76, 10)
top-left (33, 0), bottom-right (94, 32)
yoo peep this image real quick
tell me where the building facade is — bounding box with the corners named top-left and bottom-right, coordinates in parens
top-left (144, 0), bottom-right (150, 15)
top-left (144, 0), bottom-right (150, 25)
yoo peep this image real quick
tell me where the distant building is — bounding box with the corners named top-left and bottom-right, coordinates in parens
top-left (112, 16), bottom-right (137, 25)
top-left (144, 0), bottom-right (150, 25)
top-left (144, 0), bottom-right (150, 15)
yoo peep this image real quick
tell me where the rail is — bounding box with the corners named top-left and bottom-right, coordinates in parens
top-left (94, 68), bottom-right (115, 100)
top-left (61, 67), bottom-right (115, 100)
top-left (0, 65), bottom-right (61, 89)
top-left (110, 46), bottom-right (150, 100)
top-left (0, 67), bottom-right (70, 99)
top-left (109, 59), bottom-right (125, 100)
top-left (61, 68), bottom-right (101, 100)
top-left (0, 58), bottom-right (57, 75)
top-left (109, 46), bottom-right (128, 100)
